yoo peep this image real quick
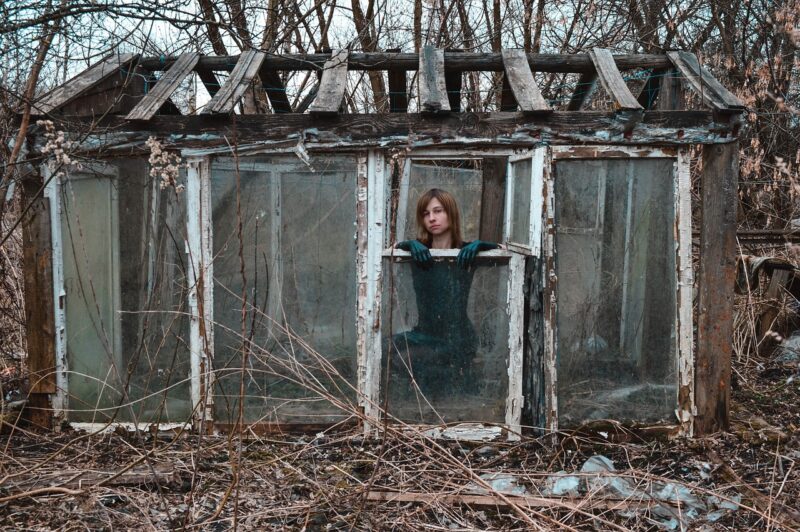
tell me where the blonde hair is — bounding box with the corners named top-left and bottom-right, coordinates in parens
top-left (415, 188), bottom-right (463, 248)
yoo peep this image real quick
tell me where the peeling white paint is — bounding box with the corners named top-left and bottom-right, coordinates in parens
top-left (185, 157), bottom-right (215, 429)
top-left (44, 165), bottom-right (68, 421)
top-left (675, 150), bottom-right (695, 436)
top-left (506, 253), bottom-right (525, 440)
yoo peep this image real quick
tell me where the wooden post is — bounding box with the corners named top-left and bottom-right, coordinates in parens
top-left (479, 157), bottom-right (507, 242)
top-left (695, 142), bottom-right (739, 435)
top-left (21, 179), bottom-right (56, 429)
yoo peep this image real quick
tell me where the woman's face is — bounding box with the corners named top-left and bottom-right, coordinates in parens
top-left (422, 197), bottom-right (450, 237)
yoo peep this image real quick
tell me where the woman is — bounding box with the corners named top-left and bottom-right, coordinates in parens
top-left (389, 189), bottom-right (501, 396)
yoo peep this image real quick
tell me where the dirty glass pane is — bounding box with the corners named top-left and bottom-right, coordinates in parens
top-left (381, 258), bottom-right (509, 423)
top-left (396, 160), bottom-right (482, 242)
top-left (510, 158), bottom-right (532, 246)
top-left (554, 158), bottom-right (677, 425)
top-left (211, 154), bottom-right (358, 424)
top-left (61, 159), bottom-right (191, 422)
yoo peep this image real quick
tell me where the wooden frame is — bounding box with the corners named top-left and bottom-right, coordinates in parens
top-left (546, 145), bottom-right (694, 436)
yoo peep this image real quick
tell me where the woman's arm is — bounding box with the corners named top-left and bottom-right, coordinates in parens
top-left (396, 240), bottom-right (432, 266)
top-left (456, 240), bottom-right (501, 269)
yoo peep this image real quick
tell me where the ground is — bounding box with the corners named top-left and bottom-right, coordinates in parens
top-left (0, 351), bottom-right (798, 531)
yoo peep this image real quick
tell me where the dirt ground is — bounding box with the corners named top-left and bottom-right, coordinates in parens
top-left (0, 351), bottom-right (798, 531)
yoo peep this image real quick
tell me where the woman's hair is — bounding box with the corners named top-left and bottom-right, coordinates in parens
top-left (415, 188), bottom-right (464, 248)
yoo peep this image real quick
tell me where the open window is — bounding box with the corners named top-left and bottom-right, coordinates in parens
top-left (376, 153), bottom-right (523, 432)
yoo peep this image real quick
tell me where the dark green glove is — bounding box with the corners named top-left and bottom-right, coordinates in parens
top-left (396, 240), bottom-right (432, 267)
top-left (457, 240), bottom-right (499, 269)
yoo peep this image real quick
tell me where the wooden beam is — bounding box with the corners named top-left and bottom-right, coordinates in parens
top-left (365, 491), bottom-right (658, 511)
top-left (588, 48), bottom-right (643, 111)
top-left (667, 51), bottom-right (745, 112)
top-left (418, 46), bottom-right (450, 113)
top-left (201, 50), bottom-right (266, 114)
top-left (140, 53), bottom-right (675, 74)
top-left (566, 72), bottom-right (597, 111)
top-left (657, 69), bottom-right (685, 111)
top-left (479, 157), bottom-right (507, 241)
top-left (259, 61), bottom-right (293, 113)
top-left (47, 111), bottom-right (739, 151)
top-left (21, 184), bottom-right (55, 429)
top-left (444, 49), bottom-right (463, 112)
top-left (386, 48), bottom-right (408, 113)
top-left (195, 67), bottom-right (222, 99)
top-left (500, 50), bottom-right (551, 113)
top-left (34, 54), bottom-right (139, 114)
top-left (309, 49), bottom-right (349, 115)
top-left (126, 53), bottom-right (199, 120)
top-left (695, 142), bottom-right (739, 435)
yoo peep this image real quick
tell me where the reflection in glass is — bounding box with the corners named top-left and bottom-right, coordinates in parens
top-left (211, 155), bottom-right (358, 424)
top-left (382, 259), bottom-right (509, 423)
top-left (61, 160), bottom-right (191, 422)
top-left (554, 158), bottom-right (678, 425)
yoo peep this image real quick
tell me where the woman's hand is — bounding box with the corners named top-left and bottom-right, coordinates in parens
top-left (457, 240), bottom-right (499, 269)
top-left (396, 240), bottom-right (432, 267)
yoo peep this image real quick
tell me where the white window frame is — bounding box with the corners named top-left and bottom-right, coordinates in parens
top-left (377, 149), bottom-right (525, 438)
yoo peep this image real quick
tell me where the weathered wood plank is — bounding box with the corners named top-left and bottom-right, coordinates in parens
top-left (479, 157), bottom-right (507, 241)
top-left (386, 48), bottom-right (408, 113)
top-left (501, 50), bottom-right (550, 113)
top-left (34, 54), bottom-right (139, 114)
top-left (589, 48), bottom-right (643, 111)
top-left (667, 51), bottom-right (745, 111)
top-left (444, 49), bottom-right (463, 112)
top-left (695, 142), bottom-right (739, 435)
top-left (126, 53), bottom-right (199, 120)
top-left (259, 66), bottom-right (293, 113)
top-left (566, 72), bottom-right (597, 111)
top-left (418, 46), bottom-right (450, 113)
top-left (44, 111), bottom-right (737, 152)
top-left (309, 49), bottom-right (349, 115)
top-left (195, 67), bottom-right (222, 98)
top-left (22, 194), bottom-right (56, 396)
top-left (141, 53), bottom-right (675, 74)
top-left (201, 50), bottom-right (266, 114)
top-left (656, 69), bottom-right (685, 111)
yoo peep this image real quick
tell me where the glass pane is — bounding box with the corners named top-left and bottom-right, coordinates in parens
top-left (211, 154), bottom-right (358, 424)
top-left (510, 158), bottom-right (532, 245)
top-left (399, 160), bottom-right (482, 242)
top-left (554, 158), bottom-right (677, 425)
top-left (61, 160), bottom-right (191, 422)
top-left (381, 259), bottom-right (509, 423)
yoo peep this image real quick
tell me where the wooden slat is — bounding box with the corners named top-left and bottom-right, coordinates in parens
top-left (588, 48), bottom-right (643, 111)
top-left (387, 48), bottom-right (408, 113)
top-left (479, 157), bottom-right (507, 241)
top-left (22, 195), bottom-right (56, 395)
top-left (657, 69), bottom-right (685, 111)
top-left (444, 49), bottom-right (463, 112)
top-left (126, 53), bottom-right (199, 120)
top-left (501, 50), bottom-right (551, 113)
top-left (418, 46), bottom-right (450, 113)
top-left (695, 142), bottom-right (739, 435)
top-left (201, 50), bottom-right (266, 114)
top-left (309, 49), bottom-right (349, 115)
top-left (667, 51), bottom-right (745, 111)
top-left (141, 52), bottom-right (676, 74)
top-left (566, 72), bottom-right (597, 110)
top-left (34, 54), bottom-right (139, 114)
top-left (196, 67), bottom-right (222, 98)
top-left (259, 66), bottom-right (293, 113)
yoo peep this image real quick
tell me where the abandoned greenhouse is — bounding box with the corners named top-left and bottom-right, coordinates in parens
top-left (18, 48), bottom-right (744, 439)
